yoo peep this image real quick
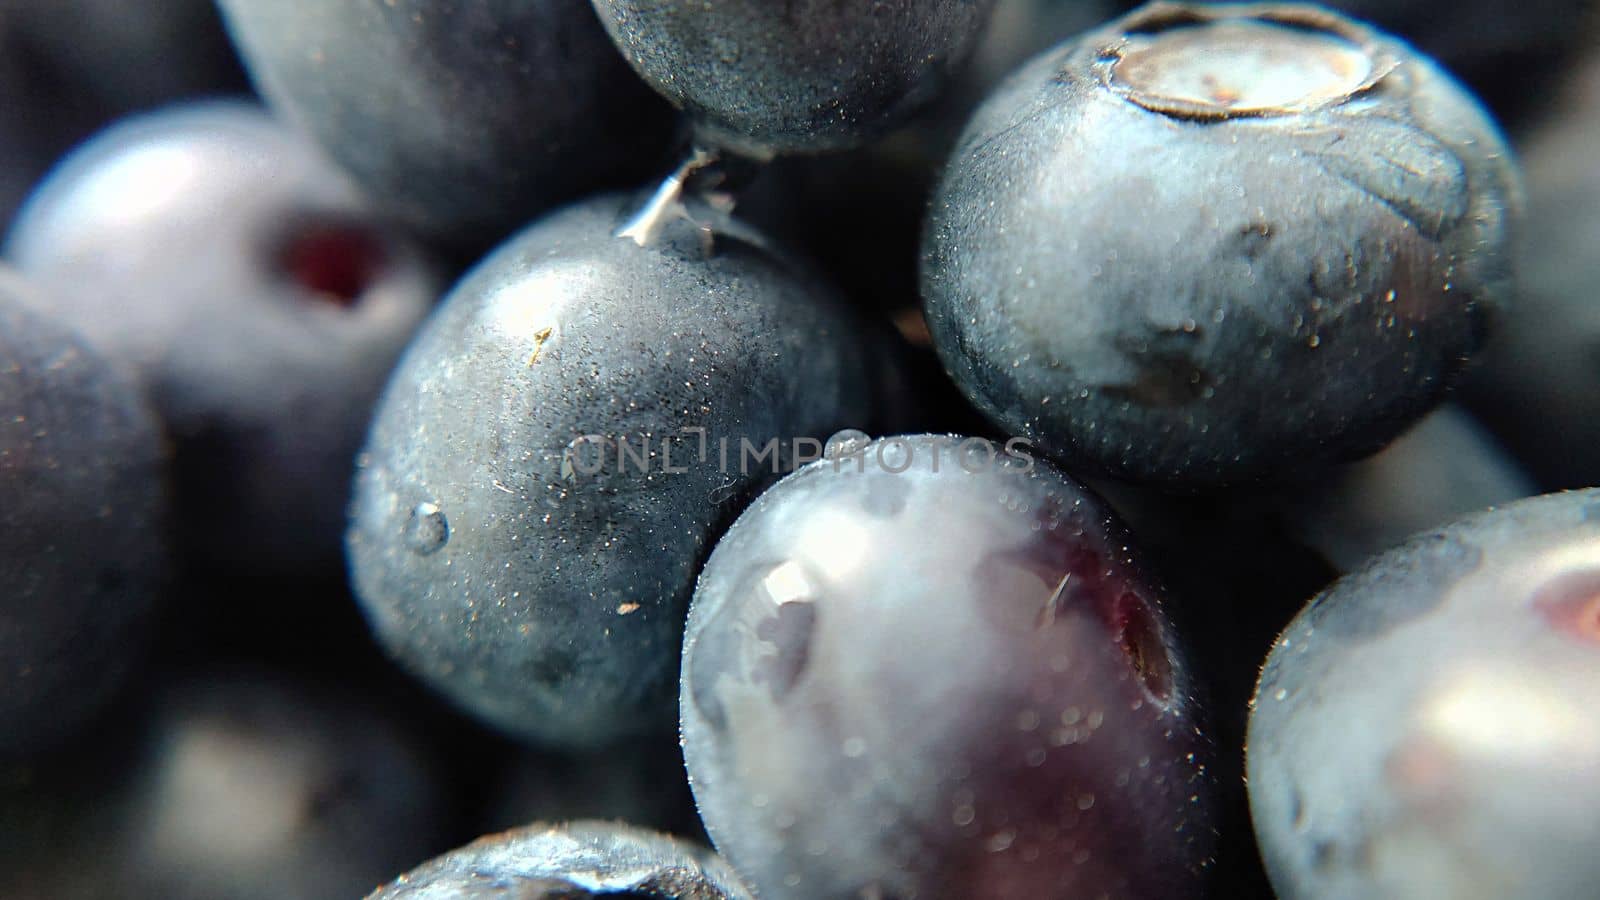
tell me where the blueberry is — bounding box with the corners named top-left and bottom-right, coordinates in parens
top-left (590, 0), bottom-right (999, 156)
top-left (682, 434), bottom-right (1215, 899)
top-left (1, 670), bottom-right (452, 900)
top-left (4, 102), bottom-right (440, 574)
top-left (0, 0), bottom-right (246, 227)
top-left (922, 2), bottom-right (1520, 486)
top-left (1283, 405), bottom-right (1536, 572)
top-left (1466, 55), bottom-right (1600, 491)
top-left (1249, 489), bottom-right (1600, 899)
top-left (7, 0), bottom-right (244, 111)
top-left (0, 268), bottom-right (169, 756)
top-left (367, 821), bottom-right (753, 899)
top-left (217, 0), bottom-right (677, 250)
top-left (347, 193), bottom-right (879, 747)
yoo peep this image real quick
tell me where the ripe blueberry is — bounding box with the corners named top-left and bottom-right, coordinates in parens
top-left (683, 434), bottom-right (1216, 899)
top-left (0, 268), bottom-right (169, 756)
top-left (1, 671), bottom-right (451, 900)
top-left (1466, 54), bottom-right (1600, 491)
top-left (923, 2), bottom-right (1520, 486)
top-left (0, 0), bottom-right (245, 226)
top-left (348, 193), bottom-right (879, 747)
top-left (5, 102), bottom-right (440, 574)
top-left (1250, 489), bottom-right (1600, 899)
top-left (367, 821), bottom-right (753, 899)
top-left (1283, 405), bottom-right (1535, 572)
top-left (591, 0), bottom-right (999, 156)
top-left (217, 0), bottom-right (677, 249)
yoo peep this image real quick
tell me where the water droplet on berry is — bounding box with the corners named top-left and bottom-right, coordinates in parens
top-left (824, 429), bottom-right (872, 459)
top-left (405, 502), bottom-right (449, 555)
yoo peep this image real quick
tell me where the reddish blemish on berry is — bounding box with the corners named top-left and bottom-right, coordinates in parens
top-left (277, 221), bottom-right (387, 306)
top-left (988, 509), bottom-right (1175, 703)
top-left (1112, 591), bottom-right (1173, 705)
top-left (1533, 572), bottom-right (1600, 645)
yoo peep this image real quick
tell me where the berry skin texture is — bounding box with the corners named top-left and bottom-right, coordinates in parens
top-left (4, 102), bottom-right (439, 575)
top-left (0, 269), bottom-right (169, 756)
top-left (922, 2), bottom-right (1521, 486)
top-left (217, 0), bottom-right (676, 250)
top-left (590, 0), bottom-right (999, 156)
top-left (347, 194), bottom-right (878, 748)
top-left (367, 821), bottom-right (753, 899)
top-left (1249, 489), bottom-right (1600, 900)
top-left (682, 434), bottom-right (1215, 900)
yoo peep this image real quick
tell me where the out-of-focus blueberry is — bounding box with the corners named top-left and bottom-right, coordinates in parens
top-left (217, 0), bottom-right (677, 250)
top-left (367, 821), bottom-right (753, 899)
top-left (1282, 405), bottom-right (1537, 572)
top-left (0, 0), bottom-right (246, 228)
top-left (1466, 54), bottom-right (1600, 491)
top-left (4, 102), bottom-right (440, 575)
top-left (5, 0), bottom-right (244, 110)
top-left (0, 268), bottom-right (169, 756)
top-left (348, 193), bottom-right (879, 748)
top-left (590, 0), bottom-right (999, 156)
top-left (1250, 489), bottom-right (1600, 900)
top-left (683, 434), bottom-right (1216, 899)
top-left (923, 2), bottom-right (1520, 486)
top-left (2, 670), bottom-right (453, 900)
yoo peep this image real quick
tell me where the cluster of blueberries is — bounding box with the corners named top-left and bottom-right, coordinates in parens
top-left (3, 1), bottom-right (1599, 898)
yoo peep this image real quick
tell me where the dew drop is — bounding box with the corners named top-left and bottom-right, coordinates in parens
top-left (824, 429), bottom-right (872, 459)
top-left (405, 502), bottom-right (449, 555)
top-left (876, 438), bottom-right (913, 471)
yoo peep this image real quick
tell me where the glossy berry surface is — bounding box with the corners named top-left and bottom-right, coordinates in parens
top-left (922, 2), bottom-right (1520, 486)
top-left (218, 0), bottom-right (676, 249)
top-left (0, 269), bottom-right (169, 756)
top-left (5, 102), bottom-right (439, 574)
top-left (682, 434), bottom-right (1215, 899)
top-left (368, 821), bottom-right (752, 899)
top-left (1250, 489), bottom-right (1600, 900)
top-left (591, 0), bottom-right (999, 155)
top-left (348, 194), bottom-right (878, 748)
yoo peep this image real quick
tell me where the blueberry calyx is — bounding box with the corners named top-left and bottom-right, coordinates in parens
top-left (1099, 3), bottom-right (1399, 121)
